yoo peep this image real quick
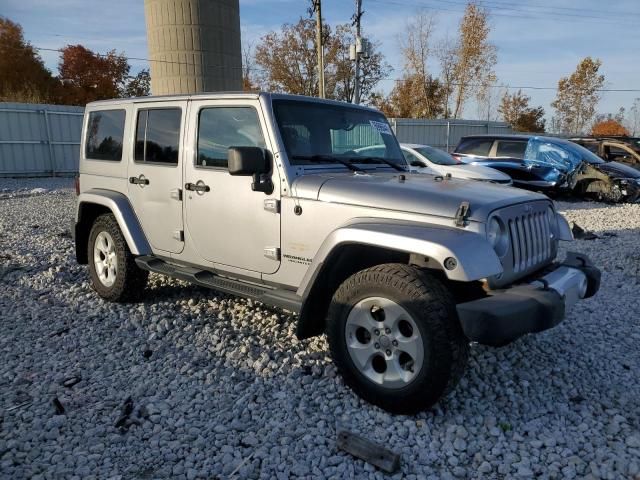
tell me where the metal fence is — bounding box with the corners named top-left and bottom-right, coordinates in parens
top-left (0, 102), bottom-right (84, 177)
top-left (0, 102), bottom-right (513, 176)
top-left (389, 118), bottom-right (513, 152)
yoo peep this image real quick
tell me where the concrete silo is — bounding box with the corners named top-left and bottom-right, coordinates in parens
top-left (144, 0), bottom-right (242, 95)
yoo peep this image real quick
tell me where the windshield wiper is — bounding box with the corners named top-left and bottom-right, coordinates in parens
top-left (347, 156), bottom-right (408, 172)
top-left (291, 154), bottom-right (365, 172)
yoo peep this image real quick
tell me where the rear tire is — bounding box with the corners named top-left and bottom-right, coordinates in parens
top-left (87, 213), bottom-right (148, 302)
top-left (326, 263), bottom-right (469, 414)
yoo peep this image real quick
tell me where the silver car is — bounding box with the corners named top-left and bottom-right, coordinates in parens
top-left (73, 93), bottom-right (600, 414)
top-left (401, 143), bottom-right (512, 185)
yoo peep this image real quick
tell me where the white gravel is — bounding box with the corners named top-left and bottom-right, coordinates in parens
top-left (0, 178), bottom-right (639, 479)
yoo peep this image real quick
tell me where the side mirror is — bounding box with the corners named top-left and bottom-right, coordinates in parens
top-left (227, 146), bottom-right (273, 195)
top-left (410, 160), bottom-right (425, 167)
top-left (228, 146), bottom-right (269, 175)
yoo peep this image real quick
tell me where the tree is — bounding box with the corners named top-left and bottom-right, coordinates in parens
top-left (58, 45), bottom-right (130, 105)
top-left (499, 89), bottom-right (546, 132)
top-left (551, 57), bottom-right (605, 134)
top-left (0, 17), bottom-right (55, 102)
top-left (396, 11), bottom-right (445, 118)
top-left (332, 24), bottom-right (391, 104)
top-left (450, 3), bottom-right (497, 118)
top-left (241, 40), bottom-right (259, 92)
top-left (381, 74), bottom-right (445, 118)
top-left (254, 17), bottom-right (389, 103)
top-left (628, 98), bottom-right (640, 136)
top-left (124, 69), bottom-right (150, 97)
top-left (591, 119), bottom-right (629, 137)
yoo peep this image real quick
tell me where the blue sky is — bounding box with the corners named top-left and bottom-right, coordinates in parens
top-left (3, 0), bottom-right (640, 120)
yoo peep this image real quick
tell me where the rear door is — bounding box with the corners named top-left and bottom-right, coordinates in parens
top-left (127, 102), bottom-right (185, 254)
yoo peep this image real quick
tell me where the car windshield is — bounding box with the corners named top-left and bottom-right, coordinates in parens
top-left (560, 141), bottom-right (605, 164)
top-left (414, 146), bottom-right (458, 166)
top-left (272, 99), bottom-right (406, 168)
top-left (525, 138), bottom-right (604, 172)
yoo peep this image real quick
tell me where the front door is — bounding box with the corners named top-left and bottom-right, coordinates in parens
top-left (184, 100), bottom-right (280, 274)
top-left (127, 103), bottom-right (185, 254)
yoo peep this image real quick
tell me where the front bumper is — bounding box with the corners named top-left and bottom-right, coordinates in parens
top-left (456, 252), bottom-right (601, 346)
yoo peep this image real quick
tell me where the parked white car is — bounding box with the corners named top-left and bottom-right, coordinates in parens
top-left (401, 143), bottom-right (512, 185)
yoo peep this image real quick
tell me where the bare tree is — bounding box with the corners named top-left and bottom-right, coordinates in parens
top-left (450, 2), bottom-right (497, 119)
top-left (436, 36), bottom-right (456, 117)
top-left (626, 98), bottom-right (640, 136)
top-left (241, 40), bottom-right (258, 91)
top-left (551, 57), bottom-right (605, 134)
top-left (396, 11), bottom-right (446, 118)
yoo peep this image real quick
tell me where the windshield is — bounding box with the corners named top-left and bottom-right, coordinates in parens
top-left (525, 138), bottom-right (604, 172)
top-left (414, 146), bottom-right (458, 166)
top-left (272, 99), bottom-right (405, 168)
top-left (560, 140), bottom-right (605, 164)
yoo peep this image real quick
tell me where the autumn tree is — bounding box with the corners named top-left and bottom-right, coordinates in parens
top-left (254, 17), bottom-right (388, 102)
top-left (0, 17), bottom-right (55, 102)
top-left (382, 74), bottom-right (445, 118)
top-left (58, 45), bottom-right (129, 105)
top-left (591, 119), bottom-right (629, 136)
top-left (450, 3), bottom-right (497, 118)
top-left (123, 69), bottom-right (150, 97)
top-left (396, 11), bottom-right (445, 118)
top-left (551, 57), bottom-right (605, 134)
top-left (499, 89), bottom-right (546, 132)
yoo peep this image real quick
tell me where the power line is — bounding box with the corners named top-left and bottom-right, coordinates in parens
top-left (380, 78), bottom-right (640, 93)
top-left (367, 0), bottom-right (640, 26)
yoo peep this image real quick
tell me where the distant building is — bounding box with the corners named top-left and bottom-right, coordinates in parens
top-left (144, 0), bottom-right (242, 95)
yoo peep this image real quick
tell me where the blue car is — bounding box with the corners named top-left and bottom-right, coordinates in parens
top-left (453, 134), bottom-right (640, 202)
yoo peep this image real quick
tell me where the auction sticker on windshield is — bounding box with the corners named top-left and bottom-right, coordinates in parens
top-left (370, 120), bottom-right (393, 135)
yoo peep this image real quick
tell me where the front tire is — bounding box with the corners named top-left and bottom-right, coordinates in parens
top-left (87, 214), bottom-right (148, 302)
top-left (326, 264), bottom-right (469, 414)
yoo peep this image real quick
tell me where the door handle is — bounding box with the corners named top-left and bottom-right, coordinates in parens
top-left (129, 176), bottom-right (150, 185)
top-left (185, 182), bottom-right (210, 193)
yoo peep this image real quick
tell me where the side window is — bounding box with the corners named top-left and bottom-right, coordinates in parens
top-left (134, 108), bottom-right (181, 165)
top-left (496, 141), bottom-right (527, 159)
top-left (85, 109), bottom-right (125, 161)
top-left (197, 107), bottom-right (266, 168)
top-left (456, 138), bottom-right (493, 156)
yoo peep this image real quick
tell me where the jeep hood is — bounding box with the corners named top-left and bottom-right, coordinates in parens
top-left (292, 171), bottom-right (548, 221)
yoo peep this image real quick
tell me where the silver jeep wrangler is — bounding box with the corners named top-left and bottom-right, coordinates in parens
top-left (74, 93), bottom-right (600, 413)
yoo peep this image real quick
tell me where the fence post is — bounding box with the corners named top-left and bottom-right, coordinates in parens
top-left (43, 109), bottom-right (56, 175)
top-left (446, 120), bottom-right (450, 151)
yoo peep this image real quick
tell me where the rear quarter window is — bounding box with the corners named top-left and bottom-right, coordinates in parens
top-left (85, 109), bottom-right (126, 161)
top-left (456, 138), bottom-right (493, 156)
top-left (495, 140), bottom-right (527, 159)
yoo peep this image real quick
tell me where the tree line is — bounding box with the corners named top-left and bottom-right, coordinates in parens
top-left (0, 17), bottom-right (149, 106)
top-left (2, 6), bottom-right (638, 137)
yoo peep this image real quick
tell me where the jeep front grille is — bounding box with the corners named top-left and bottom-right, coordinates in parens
top-left (508, 210), bottom-right (552, 273)
top-left (490, 201), bottom-right (557, 287)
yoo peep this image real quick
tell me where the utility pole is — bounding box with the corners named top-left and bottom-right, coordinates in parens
top-left (313, 0), bottom-right (325, 98)
top-left (353, 0), bottom-right (362, 104)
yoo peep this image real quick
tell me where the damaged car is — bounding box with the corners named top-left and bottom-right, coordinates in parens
top-left (569, 137), bottom-right (640, 170)
top-left (453, 134), bottom-right (640, 202)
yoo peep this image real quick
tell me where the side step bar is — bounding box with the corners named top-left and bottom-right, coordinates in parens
top-left (135, 256), bottom-right (302, 313)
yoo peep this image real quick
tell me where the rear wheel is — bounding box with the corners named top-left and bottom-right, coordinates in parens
top-left (326, 264), bottom-right (469, 414)
top-left (88, 214), bottom-right (148, 302)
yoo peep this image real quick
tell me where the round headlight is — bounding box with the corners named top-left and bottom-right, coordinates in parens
top-left (487, 217), bottom-right (508, 257)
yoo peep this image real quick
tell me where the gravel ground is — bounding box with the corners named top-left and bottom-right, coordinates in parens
top-left (0, 178), bottom-right (639, 479)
